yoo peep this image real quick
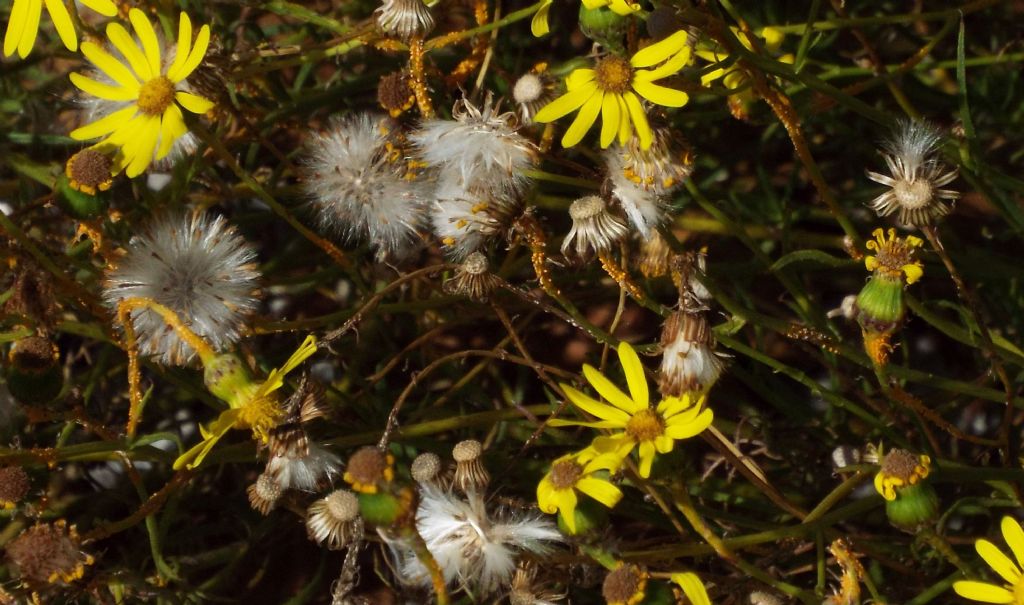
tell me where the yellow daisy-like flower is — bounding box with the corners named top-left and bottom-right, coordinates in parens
top-left (670, 572), bottom-right (711, 605)
top-left (864, 227), bottom-right (924, 285)
top-left (531, 0), bottom-right (641, 37)
top-left (69, 8), bottom-right (214, 178)
top-left (173, 336), bottom-right (318, 470)
top-left (549, 342), bottom-right (714, 478)
top-left (872, 447), bottom-right (930, 501)
top-left (3, 0), bottom-right (117, 59)
top-left (533, 31), bottom-right (691, 150)
top-left (536, 447), bottom-right (624, 533)
top-left (954, 516), bottom-right (1024, 604)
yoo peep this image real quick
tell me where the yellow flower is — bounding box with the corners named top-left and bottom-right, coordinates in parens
top-left (3, 0), bottom-right (116, 58)
top-left (864, 228), bottom-right (924, 285)
top-left (536, 448), bottom-right (623, 533)
top-left (549, 342), bottom-right (713, 478)
top-left (533, 31), bottom-right (691, 150)
top-left (697, 26), bottom-right (787, 87)
top-left (954, 516), bottom-right (1024, 604)
top-left (670, 572), bottom-right (711, 605)
top-left (531, 0), bottom-right (641, 37)
top-left (69, 9), bottom-right (214, 178)
top-left (872, 447), bottom-right (930, 501)
top-left (173, 336), bottom-right (318, 470)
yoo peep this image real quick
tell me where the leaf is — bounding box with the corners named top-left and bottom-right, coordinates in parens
top-left (770, 250), bottom-right (853, 272)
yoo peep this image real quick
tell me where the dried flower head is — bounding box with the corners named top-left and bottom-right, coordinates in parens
top-left (443, 252), bottom-right (502, 302)
top-left (343, 446), bottom-right (394, 494)
top-left (513, 65), bottom-right (556, 124)
top-left (866, 120), bottom-right (959, 227)
top-left (658, 311), bottom-right (725, 397)
top-left (5, 521), bottom-right (94, 588)
top-left (378, 71), bottom-right (415, 117)
top-left (510, 562), bottom-right (566, 605)
top-left (304, 113), bottom-right (429, 261)
top-left (562, 196), bottom-right (629, 258)
top-left (397, 486), bottom-right (562, 594)
top-left (602, 563), bottom-right (648, 605)
top-left (412, 96), bottom-right (535, 196)
top-left (411, 452), bottom-right (445, 485)
top-left (0, 466), bottom-right (30, 509)
top-left (452, 439), bottom-right (490, 493)
top-left (65, 148), bottom-right (114, 195)
top-left (265, 425), bottom-right (341, 492)
top-left (306, 489), bottom-right (363, 550)
top-left (637, 231), bottom-right (672, 278)
top-left (103, 212), bottom-right (261, 366)
top-left (376, 0), bottom-right (435, 40)
top-left (431, 176), bottom-right (521, 259)
top-left (873, 448), bottom-right (930, 501)
top-left (247, 473), bottom-right (283, 516)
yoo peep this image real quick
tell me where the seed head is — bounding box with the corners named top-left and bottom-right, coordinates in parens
top-left (378, 71), bottom-right (415, 117)
top-left (658, 311), bottom-right (725, 397)
top-left (512, 67), bottom-right (555, 124)
top-left (65, 148), bottom-right (113, 195)
top-left (247, 473), bottom-right (283, 516)
top-left (5, 521), bottom-right (94, 588)
top-left (265, 425), bottom-right (341, 492)
top-left (0, 466), bottom-right (30, 509)
top-left (562, 196), bottom-right (629, 259)
top-left (602, 564), bottom-right (647, 605)
top-left (306, 489), bottom-right (364, 550)
top-left (411, 452), bottom-right (444, 485)
top-left (443, 252), bottom-right (502, 302)
top-left (103, 212), bottom-right (261, 366)
top-left (452, 439), bottom-right (490, 493)
top-left (376, 0), bottom-right (435, 40)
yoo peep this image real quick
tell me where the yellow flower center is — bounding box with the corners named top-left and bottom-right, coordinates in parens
top-left (893, 179), bottom-right (933, 209)
top-left (865, 228), bottom-right (922, 281)
top-left (137, 76), bottom-right (176, 116)
top-left (625, 408), bottom-right (665, 442)
top-left (594, 56), bottom-right (634, 94)
top-left (549, 459), bottom-right (584, 490)
top-left (880, 449), bottom-right (929, 488)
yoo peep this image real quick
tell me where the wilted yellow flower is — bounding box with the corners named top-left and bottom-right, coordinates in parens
top-left (533, 31), bottom-right (691, 150)
top-left (872, 447), bottom-right (930, 501)
top-left (3, 0), bottom-right (116, 58)
top-left (549, 342), bottom-right (713, 478)
top-left (69, 9), bottom-right (214, 178)
top-left (954, 516), bottom-right (1024, 604)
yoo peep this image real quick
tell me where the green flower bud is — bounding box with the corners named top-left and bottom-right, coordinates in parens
top-left (885, 481), bottom-right (939, 530)
top-left (578, 6), bottom-right (628, 53)
top-left (357, 486), bottom-right (415, 527)
top-left (855, 274), bottom-right (905, 332)
top-left (56, 173), bottom-right (108, 220)
top-left (203, 354), bottom-right (254, 405)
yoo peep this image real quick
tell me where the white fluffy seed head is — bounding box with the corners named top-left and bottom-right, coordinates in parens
top-left (304, 112), bottom-right (430, 261)
top-left (394, 487), bottom-right (563, 595)
top-left (431, 175), bottom-right (520, 259)
top-left (562, 196), bottom-right (629, 258)
top-left (265, 426), bottom-right (342, 492)
top-left (658, 311), bottom-right (725, 397)
top-left (376, 0), bottom-right (435, 40)
top-left (865, 119), bottom-right (959, 227)
top-left (103, 212), bottom-right (261, 366)
top-left (411, 96), bottom-right (536, 197)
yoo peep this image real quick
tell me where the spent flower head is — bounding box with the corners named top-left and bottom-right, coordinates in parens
top-left (69, 9), bottom-right (214, 177)
top-left (954, 516), bottom-right (1024, 605)
top-left (602, 563), bottom-right (648, 605)
top-left (306, 489), bottom-right (363, 550)
top-left (534, 31), bottom-right (692, 149)
top-left (866, 119), bottom-right (959, 227)
top-left (5, 521), bottom-right (94, 589)
top-left (376, 0), bottom-right (435, 41)
top-left (104, 212), bottom-right (261, 366)
top-left (562, 196), bottom-right (629, 259)
top-left (550, 342), bottom-right (714, 477)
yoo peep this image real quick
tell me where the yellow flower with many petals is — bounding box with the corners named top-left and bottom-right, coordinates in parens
top-left (549, 342), bottom-right (713, 478)
top-left (533, 31), bottom-right (691, 150)
top-left (3, 0), bottom-right (117, 58)
top-left (173, 336), bottom-right (318, 470)
top-left (536, 447), bottom-right (623, 533)
top-left (69, 9), bottom-right (214, 178)
top-left (954, 516), bottom-right (1024, 605)
top-left (864, 228), bottom-right (924, 285)
top-left (531, 0), bottom-right (641, 37)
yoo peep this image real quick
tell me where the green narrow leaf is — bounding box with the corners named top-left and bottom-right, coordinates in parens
top-left (770, 250), bottom-right (853, 272)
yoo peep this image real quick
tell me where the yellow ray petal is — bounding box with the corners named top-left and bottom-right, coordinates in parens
top-left (623, 91), bottom-right (652, 149)
top-left (582, 364), bottom-right (641, 414)
top-left (637, 45), bottom-right (692, 81)
top-left (632, 79), bottom-right (689, 108)
top-left (577, 477), bottom-right (623, 508)
top-left (175, 91), bottom-right (214, 115)
top-left (616, 342), bottom-right (649, 410)
top-left (562, 91), bottom-right (602, 147)
top-left (168, 22), bottom-right (210, 83)
top-left (167, 12), bottom-right (193, 81)
top-left (156, 104), bottom-right (187, 160)
top-left (70, 73), bottom-right (137, 101)
top-left (44, 0), bottom-right (77, 51)
top-left (172, 409), bottom-right (241, 470)
top-left (128, 9), bottom-right (162, 77)
top-left (107, 21), bottom-right (153, 80)
top-left (1001, 517), bottom-right (1024, 571)
top-left (81, 0), bottom-right (117, 17)
top-left (654, 434), bottom-right (674, 453)
top-left (566, 68), bottom-right (596, 91)
top-left (547, 418), bottom-right (623, 429)
top-left (671, 573), bottom-right (711, 605)
top-left (16, 0), bottom-right (43, 59)
top-left (536, 478), bottom-right (559, 513)
top-left (657, 393), bottom-right (696, 418)
top-left (952, 581), bottom-right (1014, 604)
top-left (663, 407), bottom-right (712, 439)
top-left (976, 540), bottom-right (1022, 585)
top-left (4, 0), bottom-right (32, 58)
top-left (81, 41), bottom-right (140, 88)
top-left (606, 0), bottom-right (640, 15)
top-left (259, 335), bottom-right (318, 396)
top-left (631, 30), bottom-right (688, 68)
top-left (616, 94), bottom-right (631, 145)
top-left (560, 384), bottom-right (630, 423)
top-left (530, 0), bottom-right (551, 37)
top-left (70, 105), bottom-right (139, 140)
top-left (599, 92), bottom-right (621, 149)
top-left (637, 440), bottom-right (656, 478)
top-left (555, 489), bottom-right (578, 533)
top-left (125, 116), bottom-right (161, 177)
top-left (534, 81), bottom-right (598, 123)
